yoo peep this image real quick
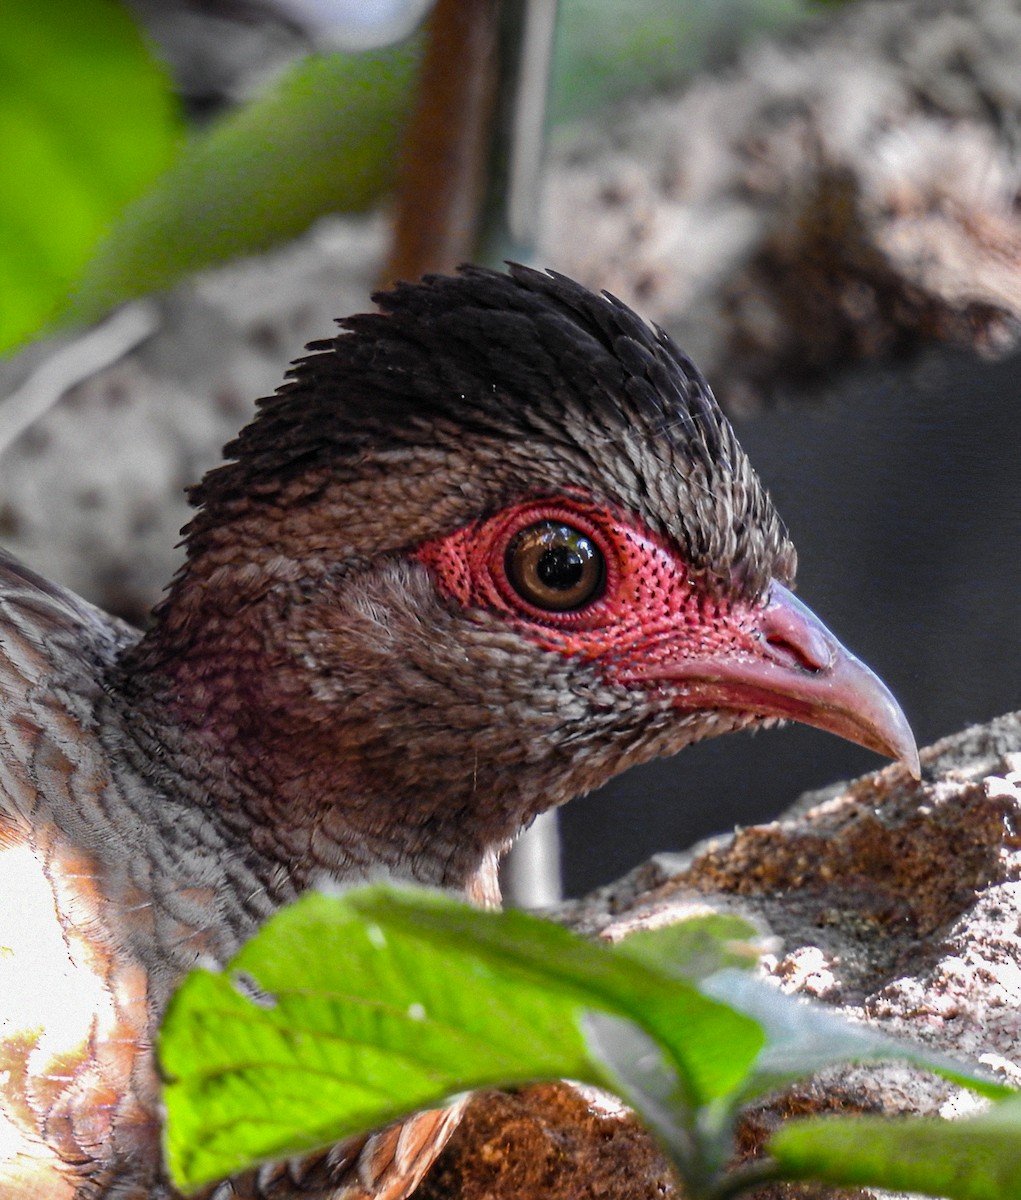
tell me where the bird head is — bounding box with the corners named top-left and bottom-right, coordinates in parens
top-left (137, 265), bottom-right (916, 889)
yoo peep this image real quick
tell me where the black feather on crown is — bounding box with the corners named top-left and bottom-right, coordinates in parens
top-left (189, 264), bottom-right (795, 597)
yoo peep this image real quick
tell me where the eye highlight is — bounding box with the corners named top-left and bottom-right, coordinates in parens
top-left (504, 521), bottom-right (605, 612)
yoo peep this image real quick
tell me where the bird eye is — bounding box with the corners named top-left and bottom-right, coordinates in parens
top-left (505, 521), bottom-right (605, 612)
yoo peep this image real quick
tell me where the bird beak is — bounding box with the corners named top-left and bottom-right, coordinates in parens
top-left (633, 581), bottom-right (920, 777)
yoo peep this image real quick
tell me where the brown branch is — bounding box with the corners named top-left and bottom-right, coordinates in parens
top-left (384, 0), bottom-right (501, 285)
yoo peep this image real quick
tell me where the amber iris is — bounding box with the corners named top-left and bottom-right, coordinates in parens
top-left (505, 521), bottom-right (605, 611)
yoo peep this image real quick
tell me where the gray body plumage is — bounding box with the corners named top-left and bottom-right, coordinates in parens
top-left (0, 266), bottom-right (808, 1198)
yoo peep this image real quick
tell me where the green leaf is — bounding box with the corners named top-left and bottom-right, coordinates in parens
top-left (66, 45), bottom-right (418, 329)
top-left (161, 886), bottom-right (1012, 1196)
top-left (339, 889), bottom-right (765, 1105)
top-left (770, 1095), bottom-right (1021, 1200)
top-left (0, 0), bottom-right (181, 353)
top-left (704, 971), bottom-right (1010, 1103)
top-left (552, 0), bottom-right (815, 123)
top-left (583, 1013), bottom-right (710, 1178)
top-left (613, 913), bottom-right (765, 982)
top-left (161, 886), bottom-right (762, 1190)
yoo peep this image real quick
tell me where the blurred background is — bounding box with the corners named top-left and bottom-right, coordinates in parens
top-left (2, 0), bottom-right (1019, 897)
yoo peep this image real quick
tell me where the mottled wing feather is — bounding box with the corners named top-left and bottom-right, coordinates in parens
top-left (0, 553), bottom-right (463, 1198)
top-left (0, 549), bottom-right (137, 828)
top-left (0, 552), bottom-right (156, 1196)
top-left (353, 1102), bottom-right (466, 1200)
top-left (196, 1103), bottom-right (465, 1200)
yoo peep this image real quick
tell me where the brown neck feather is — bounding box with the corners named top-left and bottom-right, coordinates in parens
top-left (119, 518), bottom-right (534, 903)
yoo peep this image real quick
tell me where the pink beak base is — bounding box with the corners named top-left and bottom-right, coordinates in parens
top-left (632, 582), bottom-right (921, 778)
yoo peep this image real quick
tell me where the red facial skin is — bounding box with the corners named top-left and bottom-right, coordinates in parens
top-left (416, 496), bottom-right (919, 774)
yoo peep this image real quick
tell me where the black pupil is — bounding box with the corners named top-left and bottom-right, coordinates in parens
top-left (537, 545), bottom-right (585, 591)
top-left (505, 520), bottom-right (605, 612)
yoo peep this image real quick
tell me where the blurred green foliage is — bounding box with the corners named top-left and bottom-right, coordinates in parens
top-left (2, 0), bottom-right (818, 356)
top-left (67, 47), bottom-right (419, 332)
top-left (1, 0), bottom-right (181, 350)
top-left (552, 0), bottom-right (812, 123)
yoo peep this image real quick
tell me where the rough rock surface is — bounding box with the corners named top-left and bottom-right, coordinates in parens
top-left (421, 712), bottom-right (1021, 1198)
top-left (547, 0), bottom-right (1021, 410)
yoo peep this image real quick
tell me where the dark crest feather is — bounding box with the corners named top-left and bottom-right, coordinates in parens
top-left (186, 264), bottom-right (794, 595)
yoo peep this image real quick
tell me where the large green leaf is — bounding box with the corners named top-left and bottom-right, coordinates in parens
top-left (0, 0), bottom-right (181, 352)
top-left (160, 887), bottom-right (762, 1190)
top-left (613, 912), bottom-right (766, 981)
top-left (704, 970), bottom-right (1010, 1104)
top-left (162, 886), bottom-right (1011, 1197)
top-left (771, 1095), bottom-right (1021, 1200)
top-left (65, 46), bottom-right (418, 330)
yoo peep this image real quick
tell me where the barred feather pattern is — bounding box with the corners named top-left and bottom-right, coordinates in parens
top-left (0, 553), bottom-right (463, 1199)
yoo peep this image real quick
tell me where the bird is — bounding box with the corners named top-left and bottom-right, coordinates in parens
top-left (0, 264), bottom-right (918, 1199)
